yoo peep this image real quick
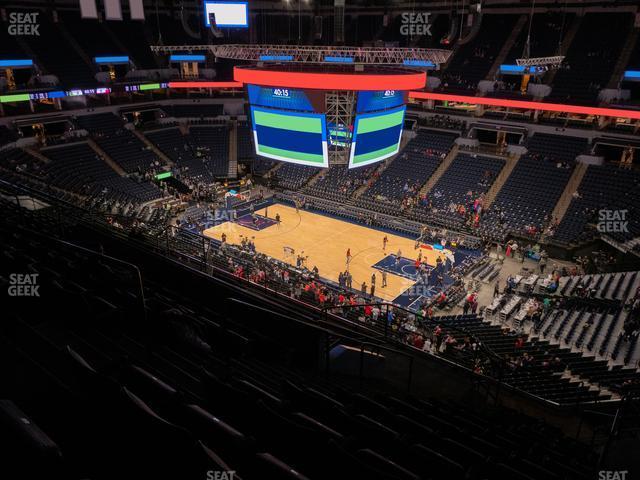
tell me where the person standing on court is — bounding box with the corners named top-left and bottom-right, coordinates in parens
top-left (382, 270), bottom-right (387, 288)
top-left (383, 235), bottom-right (388, 252)
top-left (275, 213), bottom-right (281, 227)
top-left (346, 248), bottom-right (352, 264)
top-left (361, 281), bottom-right (367, 295)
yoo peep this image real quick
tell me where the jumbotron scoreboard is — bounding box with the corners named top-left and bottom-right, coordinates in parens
top-left (246, 83), bottom-right (407, 169)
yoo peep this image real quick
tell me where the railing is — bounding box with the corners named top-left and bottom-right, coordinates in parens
top-left (322, 301), bottom-right (507, 374)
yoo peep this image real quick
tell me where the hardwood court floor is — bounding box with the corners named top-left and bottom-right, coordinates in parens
top-left (203, 203), bottom-right (446, 302)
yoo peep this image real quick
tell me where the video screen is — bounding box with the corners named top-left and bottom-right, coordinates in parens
top-left (349, 105), bottom-right (406, 169)
top-left (327, 123), bottom-right (353, 148)
top-left (204, 1), bottom-right (248, 28)
top-left (357, 90), bottom-right (406, 113)
top-left (250, 106), bottom-right (328, 167)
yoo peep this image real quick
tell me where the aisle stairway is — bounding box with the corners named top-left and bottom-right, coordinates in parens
top-left (419, 144), bottom-right (459, 196)
top-left (482, 152), bottom-right (521, 208)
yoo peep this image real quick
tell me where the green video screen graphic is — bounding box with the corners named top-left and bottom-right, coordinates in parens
top-left (349, 106), bottom-right (405, 169)
top-left (250, 106), bottom-right (328, 167)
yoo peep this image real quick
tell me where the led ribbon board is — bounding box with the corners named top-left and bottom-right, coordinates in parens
top-left (250, 106), bottom-right (328, 167)
top-left (204, 1), bottom-right (248, 27)
top-left (349, 105), bottom-right (406, 169)
top-left (624, 71), bottom-right (640, 82)
top-left (0, 59), bottom-right (33, 68)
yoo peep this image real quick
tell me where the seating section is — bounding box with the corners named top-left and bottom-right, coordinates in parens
top-left (163, 104), bottom-right (225, 118)
top-left (60, 11), bottom-right (124, 57)
top-left (145, 128), bottom-right (216, 182)
top-left (440, 15), bottom-right (519, 91)
top-left (550, 13), bottom-right (633, 104)
top-left (355, 129), bottom-right (457, 215)
top-left (40, 143), bottom-right (162, 203)
top-left (20, 14), bottom-right (96, 87)
top-left (155, 14), bottom-right (207, 46)
top-left (503, 13), bottom-right (571, 64)
top-left (189, 126), bottom-right (230, 176)
top-left (74, 112), bottom-right (123, 135)
top-left (412, 153), bottom-right (505, 228)
top-left (621, 35), bottom-right (640, 104)
top-left (554, 165), bottom-right (640, 244)
top-left (480, 133), bottom-right (586, 237)
top-left (252, 157), bottom-right (278, 175)
top-left (303, 164), bottom-right (376, 203)
top-left (96, 131), bottom-right (161, 174)
top-left (0, 209), bottom-right (602, 479)
top-left (237, 121), bottom-right (255, 160)
top-left (524, 133), bottom-right (588, 165)
top-left (103, 21), bottom-right (157, 69)
top-left (556, 271), bottom-right (640, 304)
top-left (534, 305), bottom-right (640, 386)
top-left (271, 163), bottom-right (319, 191)
top-left (431, 314), bottom-right (612, 404)
top-left (74, 113), bottom-right (162, 174)
top-left (0, 125), bottom-right (18, 146)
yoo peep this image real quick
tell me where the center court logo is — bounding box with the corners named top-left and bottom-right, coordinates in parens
top-left (8, 273), bottom-right (40, 297)
top-left (7, 12), bottom-right (40, 36)
top-left (400, 12), bottom-right (432, 36)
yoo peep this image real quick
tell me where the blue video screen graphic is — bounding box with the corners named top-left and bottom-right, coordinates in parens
top-left (349, 106), bottom-right (406, 169)
top-left (250, 106), bottom-right (328, 167)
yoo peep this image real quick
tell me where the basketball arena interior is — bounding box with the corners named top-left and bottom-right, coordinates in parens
top-left (2, 0), bottom-right (640, 478)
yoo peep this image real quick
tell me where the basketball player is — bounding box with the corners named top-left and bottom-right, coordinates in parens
top-left (382, 270), bottom-right (387, 288)
top-left (383, 235), bottom-right (388, 252)
top-left (346, 248), bottom-right (352, 264)
top-left (275, 213), bottom-right (281, 227)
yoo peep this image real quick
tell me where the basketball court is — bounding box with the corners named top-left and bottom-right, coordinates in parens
top-left (203, 203), bottom-right (453, 302)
